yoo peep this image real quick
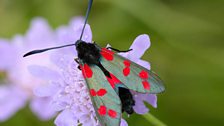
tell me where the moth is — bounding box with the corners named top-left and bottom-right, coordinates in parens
top-left (24, 0), bottom-right (165, 126)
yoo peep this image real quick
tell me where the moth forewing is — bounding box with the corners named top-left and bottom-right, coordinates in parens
top-left (80, 61), bottom-right (122, 126)
top-left (99, 48), bottom-right (165, 94)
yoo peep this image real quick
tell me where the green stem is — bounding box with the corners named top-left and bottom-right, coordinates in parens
top-left (143, 113), bottom-right (166, 126)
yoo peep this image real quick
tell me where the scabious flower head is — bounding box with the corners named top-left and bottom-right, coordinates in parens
top-left (0, 18), bottom-right (56, 121)
top-left (30, 17), bottom-right (157, 126)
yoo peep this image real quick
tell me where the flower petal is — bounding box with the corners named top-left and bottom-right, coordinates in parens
top-left (56, 17), bottom-right (92, 45)
top-left (79, 114), bottom-right (98, 126)
top-left (126, 34), bottom-right (151, 61)
top-left (133, 93), bottom-right (157, 114)
top-left (28, 65), bottom-right (60, 81)
top-left (0, 85), bottom-right (27, 121)
top-left (133, 95), bottom-right (149, 114)
top-left (52, 94), bottom-right (71, 111)
top-left (30, 97), bottom-right (56, 120)
top-left (136, 59), bottom-right (151, 70)
top-left (33, 83), bottom-right (59, 97)
top-left (25, 17), bottom-right (54, 47)
top-left (50, 52), bottom-right (74, 68)
top-left (54, 109), bottom-right (78, 126)
top-left (69, 17), bottom-right (92, 42)
top-left (141, 94), bottom-right (157, 108)
top-left (0, 40), bottom-right (17, 70)
top-left (120, 118), bottom-right (128, 126)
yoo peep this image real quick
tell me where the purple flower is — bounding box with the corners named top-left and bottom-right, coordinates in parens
top-left (30, 17), bottom-right (157, 126)
top-left (0, 18), bottom-right (57, 121)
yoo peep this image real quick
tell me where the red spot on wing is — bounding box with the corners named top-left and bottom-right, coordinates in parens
top-left (82, 64), bottom-right (93, 78)
top-left (98, 106), bottom-right (107, 116)
top-left (110, 74), bottom-right (121, 84)
top-left (80, 65), bottom-right (86, 78)
top-left (100, 48), bottom-right (114, 61)
top-left (139, 70), bottom-right (149, 79)
top-left (106, 73), bottom-right (122, 88)
top-left (107, 77), bottom-right (115, 88)
top-left (97, 89), bottom-right (107, 96)
top-left (142, 81), bottom-right (150, 90)
top-left (90, 89), bottom-right (97, 96)
top-left (108, 109), bottom-right (117, 118)
top-left (123, 67), bottom-right (130, 76)
top-left (123, 60), bottom-right (131, 67)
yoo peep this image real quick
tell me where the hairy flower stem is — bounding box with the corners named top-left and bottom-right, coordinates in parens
top-left (143, 113), bottom-right (166, 126)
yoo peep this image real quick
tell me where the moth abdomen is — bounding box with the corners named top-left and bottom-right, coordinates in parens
top-left (118, 87), bottom-right (135, 115)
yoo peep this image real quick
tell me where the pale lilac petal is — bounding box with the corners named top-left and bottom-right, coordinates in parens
top-left (126, 34), bottom-right (151, 61)
top-left (55, 27), bottom-right (77, 57)
top-left (141, 94), bottom-right (157, 108)
top-left (56, 26), bottom-right (74, 44)
top-left (82, 121), bottom-right (95, 126)
top-left (69, 17), bottom-right (92, 42)
top-left (25, 17), bottom-right (54, 47)
top-left (56, 17), bottom-right (92, 43)
top-left (80, 114), bottom-right (98, 126)
top-left (50, 52), bottom-right (74, 68)
top-left (0, 85), bottom-right (27, 121)
top-left (28, 65), bottom-right (60, 81)
top-left (133, 94), bottom-right (149, 114)
top-left (54, 110), bottom-right (78, 126)
top-left (136, 59), bottom-right (151, 70)
top-left (132, 93), bottom-right (157, 114)
top-left (30, 97), bottom-right (56, 120)
top-left (0, 40), bottom-right (17, 70)
top-left (52, 94), bottom-right (72, 111)
top-left (120, 118), bottom-right (128, 126)
top-left (33, 83), bottom-right (59, 97)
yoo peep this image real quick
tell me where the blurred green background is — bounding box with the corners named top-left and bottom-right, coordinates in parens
top-left (0, 0), bottom-right (224, 126)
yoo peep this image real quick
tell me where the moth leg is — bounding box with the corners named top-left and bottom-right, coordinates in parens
top-left (107, 47), bottom-right (133, 53)
top-left (74, 58), bottom-right (81, 70)
top-left (74, 58), bottom-right (80, 63)
top-left (77, 66), bottom-right (81, 70)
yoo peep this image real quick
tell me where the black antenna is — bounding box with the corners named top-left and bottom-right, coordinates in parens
top-left (23, 0), bottom-right (93, 57)
top-left (23, 43), bottom-right (76, 57)
top-left (79, 0), bottom-right (93, 40)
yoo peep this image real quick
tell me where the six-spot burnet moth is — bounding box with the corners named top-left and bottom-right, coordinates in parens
top-left (23, 0), bottom-right (165, 126)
